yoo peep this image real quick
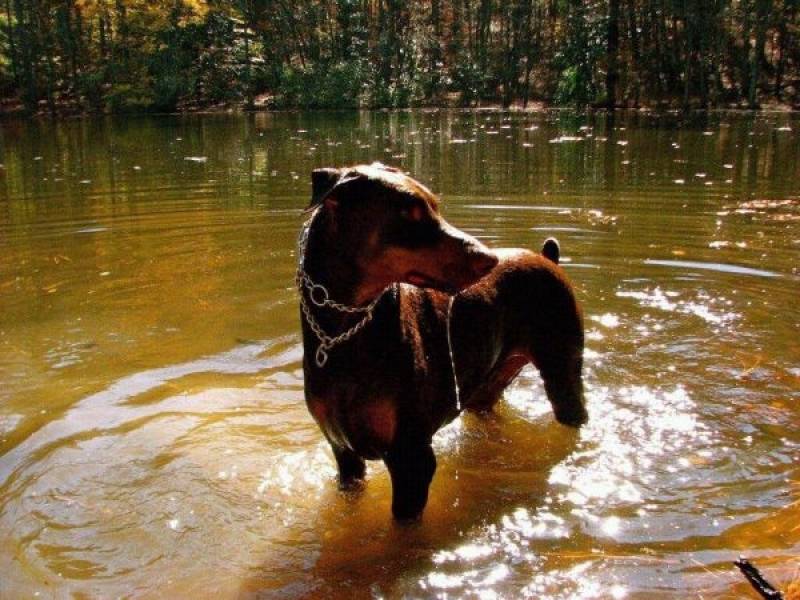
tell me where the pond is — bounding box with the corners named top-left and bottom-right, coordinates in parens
top-left (0, 110), bottom-right (798, 599)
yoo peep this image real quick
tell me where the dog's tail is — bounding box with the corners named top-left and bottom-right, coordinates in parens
top-left (542, 237), bottom-right (560, 264)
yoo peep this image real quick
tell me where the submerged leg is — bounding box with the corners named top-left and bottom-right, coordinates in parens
top-left (333, 445), bottom-right (366, 489)
top-left (384, 439), bottom-right (436, 521)
top-left (543, 373), bottom-right (588, 427)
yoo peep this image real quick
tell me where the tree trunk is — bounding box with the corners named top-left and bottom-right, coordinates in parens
top-left (243, 3), bottom-right (253, 109)
top-left (748, 0), bottom-right (769, 108)
top-left (37, 4), bottom-right (56, 114)
top-left (428, 0), bottom-right (442, 100)
top-left (774, 0), bottom-right (788, 99)
top-left (521, 0), bottom-right (536, 108)
top-left (741, 0), bottom-right (752, 103)
top-left (681, 0), bottom-right (691, 109)
top-left (698, 1), bottom-right (708, 108)
top-left (627, 0), bottom-right (641, 108)
top-left (4, 0), bottom-right (17, 86)
top-left (606, 0), bottom-right (620, 108)
top-left (14, 0), bottom-right (37, 110)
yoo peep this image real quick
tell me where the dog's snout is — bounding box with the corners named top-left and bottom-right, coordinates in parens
top-left (435, 223), bottom-right (498, 289)
top-left (462, 235), bottom-right (498, 277)
top-left (470, 247), bottom-right (498, 276)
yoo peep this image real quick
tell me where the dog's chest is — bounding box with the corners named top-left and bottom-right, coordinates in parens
top-left (302, 287), bottom-right (459, 453)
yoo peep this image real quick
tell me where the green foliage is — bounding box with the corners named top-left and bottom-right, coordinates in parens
top-left (274, 59), bottom-right (371, 109)
top-left (1, 0), bottom-right (798, 113)
top-left (553, 0), bottom-right (604, 106)
top-left (76, 72), bottom-right (106, 111)
top-left (451, 58), bottom-right (484, 105)
top-left (107, 83), bottom-right (153, 113)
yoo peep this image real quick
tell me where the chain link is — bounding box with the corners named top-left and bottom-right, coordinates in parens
top-left (296, 212), bottom-right (390, 367)
top-left (296, 212), bottom-right (461, 411)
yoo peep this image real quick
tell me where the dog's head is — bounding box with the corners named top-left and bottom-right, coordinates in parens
top-left (309, 163), bottom-right (497, 295)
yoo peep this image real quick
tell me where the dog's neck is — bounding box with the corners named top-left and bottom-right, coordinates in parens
top-left (302, 210), bottom-right (385, 308)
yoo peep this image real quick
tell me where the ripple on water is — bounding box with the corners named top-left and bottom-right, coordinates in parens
top-left (411, 378), bottom-right (716, 598)
top-left (0, 339), bottom-right (314, 595)
top-left (643, 258), bottom-right (783, 279)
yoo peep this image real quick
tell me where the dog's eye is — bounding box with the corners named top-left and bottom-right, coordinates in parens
top-left (400, 204), bottom-right (424, 222)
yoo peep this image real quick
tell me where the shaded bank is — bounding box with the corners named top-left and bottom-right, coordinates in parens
top-left (2, 1), bottom-right (799, 116)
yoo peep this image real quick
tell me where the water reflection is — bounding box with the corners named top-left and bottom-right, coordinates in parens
top-left (1, 111), bottom-right (799, 598)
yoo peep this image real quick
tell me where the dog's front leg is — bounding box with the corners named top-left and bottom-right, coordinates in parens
top-left (332, 444), bottom-right (366, 489)
top-left (384, 436), bottom-right (436, 521)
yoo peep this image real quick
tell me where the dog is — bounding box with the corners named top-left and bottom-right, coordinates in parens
top-left (297, 163), bottom-right (587, 520)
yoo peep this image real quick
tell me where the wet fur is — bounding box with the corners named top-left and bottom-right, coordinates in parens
top-left (300, 164), bottom-right (587, 520)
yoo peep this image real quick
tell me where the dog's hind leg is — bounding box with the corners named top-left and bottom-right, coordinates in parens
top-left (384, 437), bottom-right (436, 521)
top-left (541, 369), bottom-right (587, 427)
top-left (530, 342), bottom-right (587, 427)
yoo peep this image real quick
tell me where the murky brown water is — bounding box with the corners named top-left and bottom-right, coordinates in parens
top-left (1, 111), bottom-right (798, 599)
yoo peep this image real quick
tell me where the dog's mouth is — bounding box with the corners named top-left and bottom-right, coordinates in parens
top-left (405, 271), bottom-right (456, 292)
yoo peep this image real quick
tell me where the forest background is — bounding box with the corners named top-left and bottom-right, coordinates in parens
top-left (2, 0), bottom-right (798, 114)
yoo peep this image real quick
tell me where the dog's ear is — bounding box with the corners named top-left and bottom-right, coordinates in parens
top-left (309, 168), bottom-right (342, 210)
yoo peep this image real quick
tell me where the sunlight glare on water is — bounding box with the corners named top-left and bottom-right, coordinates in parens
top-left (0, 111), bottom-right (798, 598)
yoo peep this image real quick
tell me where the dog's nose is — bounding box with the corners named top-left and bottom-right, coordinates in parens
top-left (471, 250), bottom-right (499, 277)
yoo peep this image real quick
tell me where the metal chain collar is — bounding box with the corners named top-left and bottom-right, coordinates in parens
top-left (296, 213), bottom-right (391, 368)
top-left (296, 212), bottom-right (461, 412)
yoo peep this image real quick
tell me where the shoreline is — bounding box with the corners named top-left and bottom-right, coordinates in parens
top-left (1, 98), bottom-right (798, 121)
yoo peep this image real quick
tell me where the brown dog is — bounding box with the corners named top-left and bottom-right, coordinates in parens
top-left (298, 163), bottom-right (586, 520)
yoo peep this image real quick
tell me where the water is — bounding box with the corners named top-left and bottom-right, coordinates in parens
top-left (0, 111), bottom-right (798, 599)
